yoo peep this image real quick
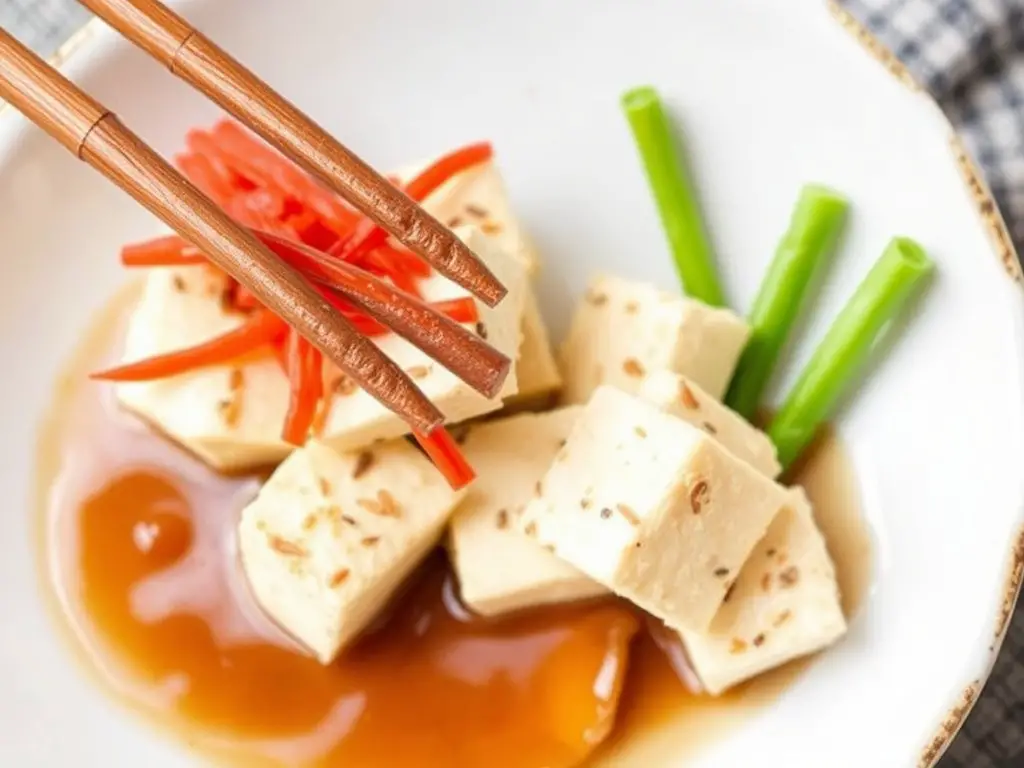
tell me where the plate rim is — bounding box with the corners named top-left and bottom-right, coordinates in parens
top-left (4, 5), bottom-right (1024, 766)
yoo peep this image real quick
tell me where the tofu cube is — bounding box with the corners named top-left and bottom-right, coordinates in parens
top-left (520, 386), bottom-right (788, 632)
top-left (116, 266), bottom-right (292, 472)
top-left (638, 370), bottom-right (781, 478)
top-left (506, 288), bottom-right (563, 410)
top-left (115, 225), bottom-right (528, 470)
top-left (238, 440), bottom-right (465, 663)
top-left (402, 157), bottom-right (541, 276)
top-left (448, 407), bottom-right (607, 616)
top-left (678, 489), bottom-right (847, 694)
top-left (559, 275), bottom-right (749, 405)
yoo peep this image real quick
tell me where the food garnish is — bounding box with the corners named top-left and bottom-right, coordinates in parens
top-left (101, 122), bottom-right (495, 489)
top-left (726, 185), bottom-right (849, 419)
top-left (766, 236), bottom-right (934, 468)
top-left (621, 85), bottom-right (727, 307)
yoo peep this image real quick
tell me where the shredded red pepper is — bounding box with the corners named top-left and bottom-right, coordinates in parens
top-left (413, 427), bottom-right (476, 490)
top-left (103, 120), bottom-right (490, 488)
top-left (429, 298), bottom-right (480, 325)
top-left (282, 334), bottom-right (324, 445)
top-left (405, 142), bottom-right (493, 202)
top-left (91, 310), bottom-right (287, 381)
top-left (121, 235), bottom-right (207, 267)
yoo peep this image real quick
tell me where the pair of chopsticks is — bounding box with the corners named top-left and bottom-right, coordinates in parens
top-left (0, 0), bottom-right (511, 435)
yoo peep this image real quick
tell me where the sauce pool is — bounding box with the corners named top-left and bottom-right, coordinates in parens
top-left (36, 284), bottom-right (872, 767)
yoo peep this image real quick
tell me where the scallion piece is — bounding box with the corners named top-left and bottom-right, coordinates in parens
top-left (622, 86), bottom-right (726, 307)
top-left (767, 237), bottom-right (934, 469)
top-left (725, 185), bottom-right (849, 419)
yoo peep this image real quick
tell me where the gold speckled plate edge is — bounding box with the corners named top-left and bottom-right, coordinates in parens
top-left (830, 2), bottom-right (1023, 287)
top-left (829, 4), bottom-right (1024, 766)
top-left (5, 7), bottom-right (1024, 768)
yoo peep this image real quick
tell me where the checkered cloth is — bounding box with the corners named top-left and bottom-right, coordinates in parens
top-left (0, 0), bottom-right (89, 53)
top-left (3, 0), bottom-right (1024, 765)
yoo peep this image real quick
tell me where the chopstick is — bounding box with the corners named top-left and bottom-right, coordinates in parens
top-left (0, 27), bottom-right (456, 433)
top-left (256, 232), bottom-right (511, 397)
top-left (78, 0), bottom-right (507, 308)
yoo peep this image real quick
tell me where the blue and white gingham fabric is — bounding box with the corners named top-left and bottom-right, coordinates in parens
top-left (3, 0), bottom-right (1024, 765)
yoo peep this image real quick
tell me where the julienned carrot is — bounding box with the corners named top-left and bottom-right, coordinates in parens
top-left (174, 152), bottom-right (238, 205)
top-left (208, 122), bottom-right (360, 232)
top-left (332, 218), bottom-right (382, 260)
top-left (377, 244), bottom-right (432, 277)
top-left (282, 334), bottom-right (324, 444)
top-left (91, 310), bottom-right (288, 382)
top-left (405, 142), bottom-right (493, 201)
top-left (413, 427), bottom-right (476, 490)
top-left (121, 235), bottom-right (207, 267)
top-left (429, 297), bottom-right (479, 325)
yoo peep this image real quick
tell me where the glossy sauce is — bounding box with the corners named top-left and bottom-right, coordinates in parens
top-left (37, 285), bottom-right (872, 767)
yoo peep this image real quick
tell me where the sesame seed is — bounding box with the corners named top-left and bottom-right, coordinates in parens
top-left (269, 535), bottom-right (307, 557)
top-left (616, 504), bottom-right (640, 525)
top-left (329, 569), bottom-right (351, 588)
top-left (622, 358), bottom-right (645, 377)
top-left (679, 382), bottom-right (700, 410)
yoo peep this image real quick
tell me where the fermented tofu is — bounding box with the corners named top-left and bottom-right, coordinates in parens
top-left (678, 489), bottom-right (847, 694)
top-left (559, 274), bottom-right (749, 405)
top-left (238, 439), bottom-right (465, 664)
top-left (115, 226), bottom-right (528, 470)
top-left (448, 407), bottom-right (607, 616)
top-left (506, 288), bottom-right (562, 410)
top-left (402, 158), bottom-right (541, 276)
top-left (520, 386), bottom-right (787, 632)
top-left (638, 371), bottom-right (781, 478)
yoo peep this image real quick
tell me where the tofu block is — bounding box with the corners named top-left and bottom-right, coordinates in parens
top-left (638, 370), bottom-right (781, 478)
top-left (116, 225), bottom-right (528, 470)
top-left (401, 158), bottom-right (541, 276)
top-left (448, 407), bottom-right (607, 616)
top-left (238, 440), bottom-right (465, 663)
top-left (559, 274), bottom-right (750, 405)
top-left (678, 489), bottom-right (847, 694)
top-left (506, 288), bottom-right (562, 410)
top-left (116, 266), bottom-right (293, 471)
top-left (520, 386), bottom-right (788, 632)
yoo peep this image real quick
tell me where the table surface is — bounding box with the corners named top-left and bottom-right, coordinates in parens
top-left (2, 2), bottom-right (1022, 766)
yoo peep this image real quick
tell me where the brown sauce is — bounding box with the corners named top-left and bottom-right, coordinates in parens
top-left (36, 284), bottom-right (873, 767)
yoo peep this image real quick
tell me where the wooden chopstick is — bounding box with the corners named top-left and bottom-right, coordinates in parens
top-left (257, 232), bottom-right (511, 398)
top-left (79, 0), bottom-right (508, 309)
top-left (0, 26), bottom-right (446, 433)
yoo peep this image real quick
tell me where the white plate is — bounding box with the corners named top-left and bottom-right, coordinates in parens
top-left (1, 1), bottom-right (1022, 766)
